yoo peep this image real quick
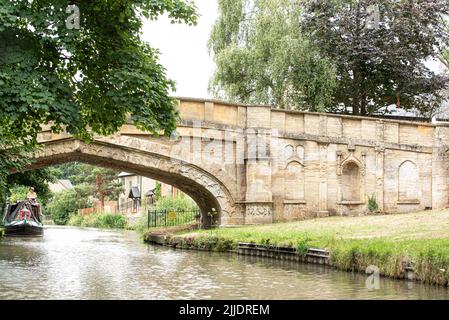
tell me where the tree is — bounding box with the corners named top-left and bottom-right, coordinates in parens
top-left (0, 0), bottom-right (198, 192)
top-left (7, 168), bottom-right (58, 203)
top-left (46, 187), bottom-right (90, 225)
top-left (301, 0), bottom-right (449, 116)
top-left (0, 137), bottom-right (34, 202)
top-left (443, 50), bottom-right (449, 68)
top-left (51, 163), bottom-right (123, 210)
top-left (52, 162), bottom-right (94, 185)
top-left (154, 181), bottom-right (162, 202)
top-left (209, 0), bottom-right (337, 111)
top-left (8, 186), bottom-right (29, 203)
top-left (91, 168), bottom-right (123, 211)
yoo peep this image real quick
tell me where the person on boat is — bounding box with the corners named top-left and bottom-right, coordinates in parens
top-left (26, 187), bottom-right (41, 221)
top-left (26, 187), bottom-right (37, 203)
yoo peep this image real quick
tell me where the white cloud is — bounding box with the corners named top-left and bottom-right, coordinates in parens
top-left (141, 0), bottom-right (218, 99)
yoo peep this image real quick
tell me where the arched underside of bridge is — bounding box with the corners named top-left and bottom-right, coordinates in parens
top-left (29, 138), bottom-right (236, 227)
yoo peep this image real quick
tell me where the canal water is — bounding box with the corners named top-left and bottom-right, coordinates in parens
top-left (0, 226), bottom-right (448, 300)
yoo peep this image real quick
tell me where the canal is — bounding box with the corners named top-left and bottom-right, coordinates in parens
top-left (0, 226), bottom-right (448, 300)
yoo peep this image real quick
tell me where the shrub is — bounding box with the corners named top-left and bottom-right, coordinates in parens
top-left (67, 214), bottom-right (84, 227)
top-left (188, 235), bottom-right (237, 252)
top-left (9, 186), bottom-right (28, 203)
top-left (96, 213), bottom-right (127, 229)
top-left (154, 196), bottom-right (198, 212)
top-left (47, 187), bottom-right (92, 225)
top-left (368, 195), bottom-right (379, 213)
top-left (68, 212), bottom-right (128, 229)
top-left (296, 237), bottom-right (311, 257)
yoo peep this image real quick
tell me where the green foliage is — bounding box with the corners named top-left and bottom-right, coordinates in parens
top-left (68, 212), bottom-right (128, 230)
top-left (177, 235), bottom-right (237, 252)
top-left (154, 181), bottom-right (162, 201)
top-left (154, 196), bottom-right (198, 212)
top-left (209, 0), bottom-right (337, 111)
top-left (9, 186), bottom-right (28, 203)
top-left (0, 138), bottom-right (35, 202)
top-left (91, 167), bottom-right (124, 202)
top-left (50, 163), bottom-right (86, 183)
top-left (211, 0), bottom-right (448, 116)
top-left (0, 0), bottom-right (198, 192)
top-left (46, 187), bottom-right (92, 225)
top-left (172, 212), bottom-right (449, 285)
top-left (7, 168), bottom-right (57, 204)
top-left (52, 163), bottom-right (123, 202)
top-left (443, 49), bottom-right (449, 69)
top-left (132, 196), bottom-right (199, 232)
top-left (301, 0), bottom-right (449, 116)
top-left (296, 237), bottom-right (312, 257)
top-left (368, 195), bottom-right (379, 213)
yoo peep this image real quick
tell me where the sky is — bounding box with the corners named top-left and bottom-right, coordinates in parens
top-left (140, 1), bottom-right (447, 103)
top-left (141, 0), bottom-right (218, 99)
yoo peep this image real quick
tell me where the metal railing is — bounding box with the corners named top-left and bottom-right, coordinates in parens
top-left (147, 209), bottom-right (200, 229)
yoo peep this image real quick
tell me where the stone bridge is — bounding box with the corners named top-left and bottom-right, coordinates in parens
top-left (33, 97), bottom-right (449, 226)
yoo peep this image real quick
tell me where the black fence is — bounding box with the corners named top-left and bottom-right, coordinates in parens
top-left (147, 209), bottom-right (200, 229)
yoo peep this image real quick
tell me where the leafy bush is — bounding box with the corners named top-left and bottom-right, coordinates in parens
top-left (154, 196), bottom-right (198, 212)
top-left (9, 186), bottom-right (29, 203)
top-left (67, 214), bottom-right (84, 227)
top-left (47, 188), bottom-right (91, 225)
top-left (186, 235), bottom-right (237, 252)
top-left (130, 212), bottom-right (150, 233)
top-left (368, 195), bottom-right (379, 213)
top-left (68, 212), bottom-right (127, 229)
top-left (296, 237), bottom-right (311, 257)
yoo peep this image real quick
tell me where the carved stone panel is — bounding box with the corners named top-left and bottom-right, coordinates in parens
top-left (245, 203), bottom-right (273, 224)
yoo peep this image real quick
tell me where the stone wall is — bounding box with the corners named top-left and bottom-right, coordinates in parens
top-left (34, 98), bottom-right (449, 226)
top-left (176, 98), bottom-right (449, 223)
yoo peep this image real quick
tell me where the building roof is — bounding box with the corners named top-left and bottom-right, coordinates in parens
top-left (128, 187), bottom-right (141, 199)
top-left (59, 180), bottom-right (74, 189)
top-left (146, 189), bottom-right (156, 197)
top-left (118, 172), bottom-right (136, 178)
top-left (48, 179), bottom-right (74, 193)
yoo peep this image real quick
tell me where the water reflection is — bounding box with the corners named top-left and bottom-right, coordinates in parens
top-left (0, 226), bottom-right (448, 300)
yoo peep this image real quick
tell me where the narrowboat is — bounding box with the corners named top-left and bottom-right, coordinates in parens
top-left (2, 200), bottom-right (44, 237)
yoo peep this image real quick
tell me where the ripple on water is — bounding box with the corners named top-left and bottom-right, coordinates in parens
top-left (1, 226), bottom-right (449, 300)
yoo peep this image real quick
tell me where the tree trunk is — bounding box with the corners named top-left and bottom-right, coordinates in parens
top-left (352, 96), bottom-right (360, 115)
top-left (96, 173), bottom-right (105, 212)
top-left (360, 94), bottom-right (367, 116)
top-left (100, 193), bottom-right (105, 212)
top-left (352, 64), bottom-right (363, 115)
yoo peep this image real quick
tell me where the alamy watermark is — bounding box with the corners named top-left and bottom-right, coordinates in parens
top-left (365, 4), bottom-right (380, 30)
top-left (65, 5), bottom-right (80, 30)
top-left (366, 265), bottom-right (381, 290)
top-left (168, 121), bottom-right (289, 170)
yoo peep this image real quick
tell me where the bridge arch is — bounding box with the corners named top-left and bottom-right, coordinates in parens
top-left (30, 136), bottom-right (236, 227)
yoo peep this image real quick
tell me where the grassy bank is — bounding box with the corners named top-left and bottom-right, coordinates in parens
top-left (148, 209), bottom-right (449, 286)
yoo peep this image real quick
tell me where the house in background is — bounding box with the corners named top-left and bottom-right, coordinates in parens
top-left (117, 172), bottom-right (180, 214)
top-left (48, 179), bottom-right (74, 193)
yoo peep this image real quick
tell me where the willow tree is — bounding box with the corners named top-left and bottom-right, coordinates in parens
top-left (0, 0), bottom-right (198, 198)
top-left (301, 0), bottom-right (449, 116)
top-left (208, 0), bottom-right (337, 111)
top-left (443, 50), bottom-right (449, 68)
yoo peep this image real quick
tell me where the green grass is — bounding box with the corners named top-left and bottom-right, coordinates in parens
top-left (169, 209), bottom-right (449, 286)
